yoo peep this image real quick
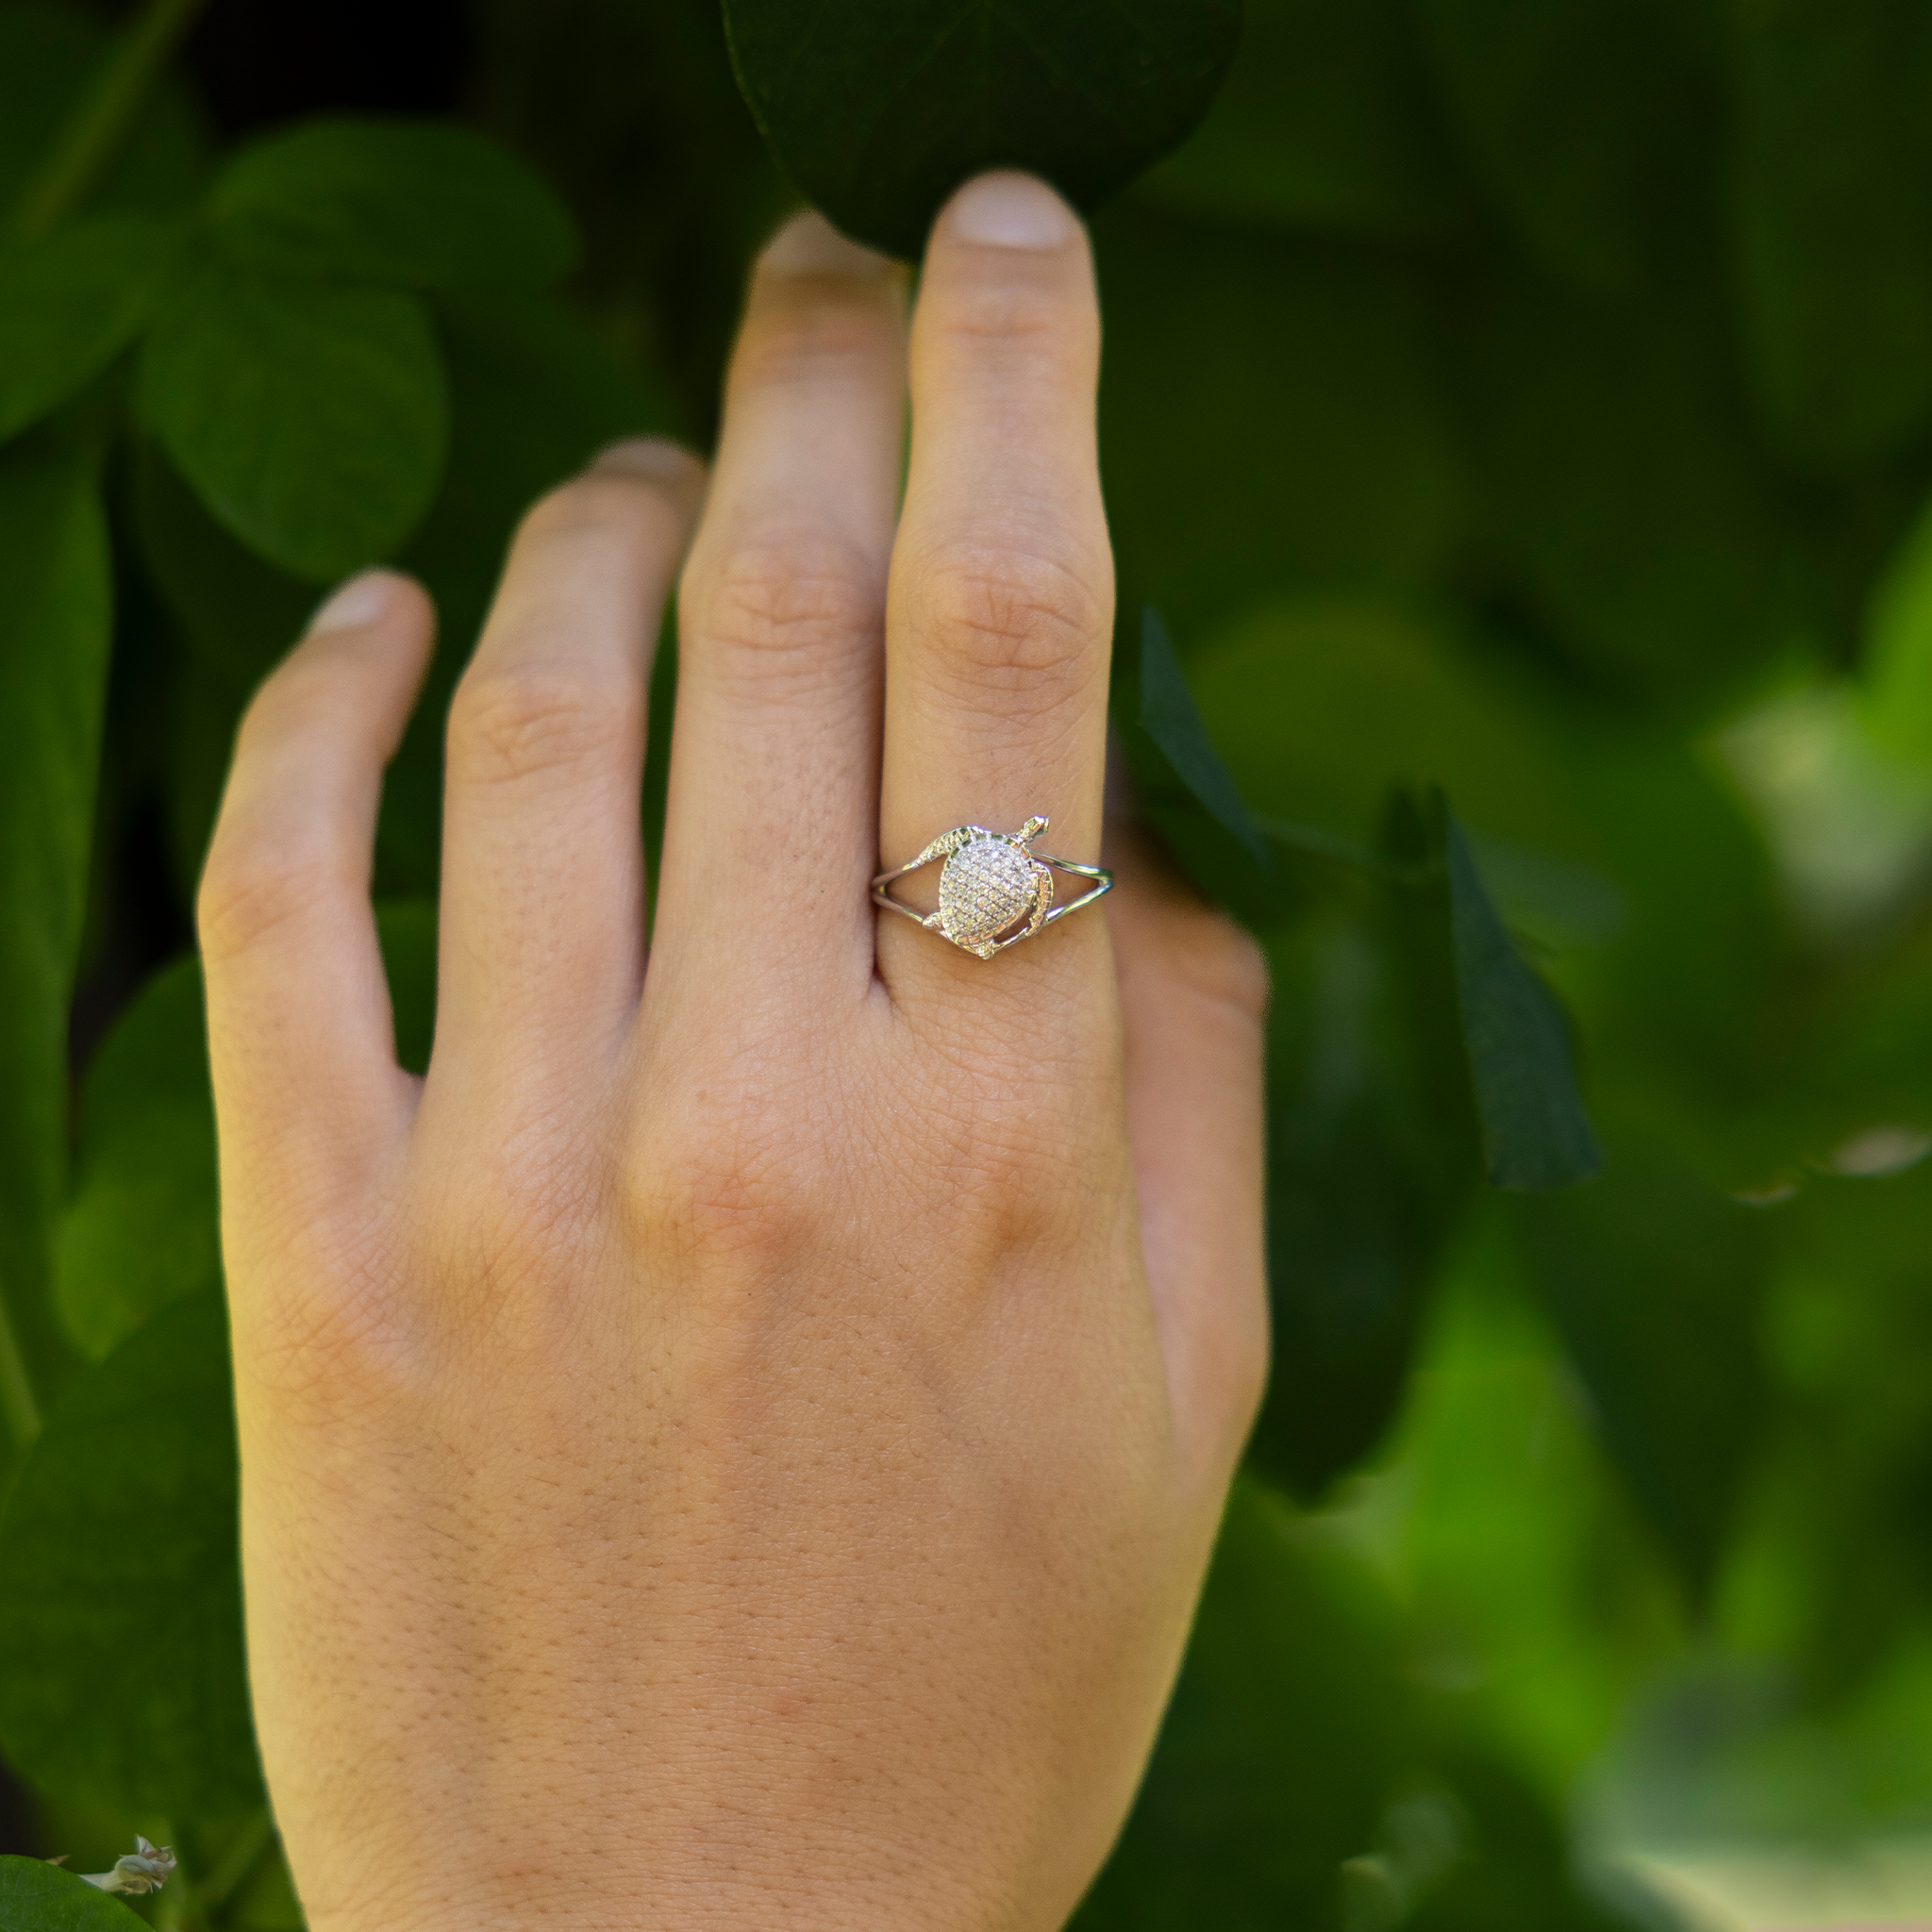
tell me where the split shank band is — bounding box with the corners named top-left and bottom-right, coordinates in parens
top-left (871, 815), bottom-right (1113, 960)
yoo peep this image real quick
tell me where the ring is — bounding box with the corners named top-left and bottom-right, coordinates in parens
top-left (871, 815), bottom-right (1113, 959)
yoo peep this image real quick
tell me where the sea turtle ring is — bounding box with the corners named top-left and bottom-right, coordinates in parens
top-left (871, 816), bottom-right (1113, 959)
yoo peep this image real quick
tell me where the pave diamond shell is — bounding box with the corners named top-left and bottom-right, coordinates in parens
top-left (937, 837), bottom-right (1036, 952)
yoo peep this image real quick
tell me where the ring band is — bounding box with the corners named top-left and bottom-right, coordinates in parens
top-left (871, 815), bottom-right (1113, 958)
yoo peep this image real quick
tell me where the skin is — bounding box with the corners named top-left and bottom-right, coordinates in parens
top-left (200, 173), bottom-right (1269, 1932)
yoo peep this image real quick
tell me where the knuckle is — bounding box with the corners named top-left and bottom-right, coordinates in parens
top-left (934, 277), bottom-right (1094, 364)
top-left (691, 526), bottom-right (880, 684)
top-left (198, 829), bottom-right (345, 962)
top-left (734, 292), bottom-right (901, 390)
top-left (909, 542), bottom-right (1109, 716)
top-left (447, 656), bottom-right (637, 788)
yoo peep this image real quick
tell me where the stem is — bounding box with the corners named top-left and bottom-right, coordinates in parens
top-left (10, 0), bottom-right (210, 238)
top-left (0, 1292), bottom-right (40, 1453)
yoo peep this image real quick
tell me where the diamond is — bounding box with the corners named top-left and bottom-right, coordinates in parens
top-left (937, 837), bottom-right (1037, 952)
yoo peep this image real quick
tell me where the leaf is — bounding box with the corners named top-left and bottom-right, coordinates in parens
top-left (0, 1292), bottom-right (261, 1816)
top-left (1136, 0), bottom-right (1469, 242)
top-left (1513, 1141), bottom-right (1771, 1599)
top-left (56, 908), bottom-right (438, 1363)
top-left (138, 248), bottom-right (448, 581)
top-left (723, 0), bottom-right (1244, 258)
top-left (1441, 807), bottom-right (1600, 1190)
top-left (0, 4), bottom-right (205, 220)
top-left (1073, 1478), bottom-right (1409, 1928)
top-left (0, 1858), bottom-right (150, 1931)
top-left (208, 118), bottom-right (578, 291)
top-left (1726, 0), bottom-right (1932, 465)
top-left (1247, 913), bottom-right (1475, 1500)
top-left (55, 960), bottom-right (216, 1361)
top-left (0, 217), bottom-right (177, 443)
top-left (1137, 608), bottom-right (1271, 872)
top-left (0, 427), bottom-right (111, 1452)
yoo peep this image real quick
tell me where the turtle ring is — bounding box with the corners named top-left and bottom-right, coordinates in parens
top-left (871, 816), bottom-right (1113, 958)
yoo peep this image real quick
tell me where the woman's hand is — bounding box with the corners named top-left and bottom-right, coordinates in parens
top-left (199, 172), bottom-right (1268, 1932)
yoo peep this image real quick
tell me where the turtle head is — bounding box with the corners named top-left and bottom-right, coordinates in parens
top-left (1016, 814), bottom-right (1049, 845)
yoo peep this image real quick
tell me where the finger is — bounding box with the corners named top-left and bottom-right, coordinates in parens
top-left (1107, 822), bottom-right (1271, 1494)
top-left (654, 215), bottom-right (906, 995)
top-left (877, 174), bottom-right (1112, 995)
top-left (438, 440), bottom-right (705, 1079)
top-left (200, 569), bottom-right (435, 1197)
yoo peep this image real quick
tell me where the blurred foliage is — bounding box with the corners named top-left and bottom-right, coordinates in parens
top-left (4, 0), bottom-right (1932, 1924)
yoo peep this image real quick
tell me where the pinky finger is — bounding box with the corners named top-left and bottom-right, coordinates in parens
top-left (199, 570), bottom-right (434, 1218)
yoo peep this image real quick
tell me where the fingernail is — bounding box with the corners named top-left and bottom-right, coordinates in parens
top-left (760, 212), bottom-right (896, 279)
top-left (591, 437), bottom-right (704, 484)
top-left (945, 172), bottom-right (1074, 249)
top-left (307, 570), bottom-right (398, 635)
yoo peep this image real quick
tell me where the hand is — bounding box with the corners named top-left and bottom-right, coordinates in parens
top-left (199, 171), bottom-right (1268, 1932)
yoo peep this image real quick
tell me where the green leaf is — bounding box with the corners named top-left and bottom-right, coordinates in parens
top-left (723, 0), bottom-right (1244, 258)
top-left (0, 1291), bottom-right (261, 1816)
top-left (0, 1857), bottom-right (150, 1931)
top-left (1726, 0), bottom-right (1932, 465)
top-left (138, 248), bottom-right (448, 581)
top-left (1247, 913), bottom-right (1475, 1499)
top-left (56, 907), bottom-right (438, 1363)
top-left (1136, 0), bottom-right (1468, 242)
top-left (55, 959), bottom-right (216, 1361)
top-left (1074, 1478), bottom-right (1409, 1927)
top-left (1137, 608), bottom-right (1271, 872)
top-left (1441, 807), bottom-right (1601, 1190)
top-left (208, 118), bottom-right (578, 291)
top-left (0, 427), bottom-right (111, 1454)
top-left (0, 4), bottom-right (205, 221)
top-left (1513, 1142), bottom-right (1771, 1598)
top-left (0, 215), bottom-right (177, 444)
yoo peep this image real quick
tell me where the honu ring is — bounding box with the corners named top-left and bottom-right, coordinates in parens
top-left (872, 816), bottom-right (1113, 959)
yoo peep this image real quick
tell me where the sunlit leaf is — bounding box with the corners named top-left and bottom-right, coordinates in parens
top-left (724, 0), bottom-right (1244, 258)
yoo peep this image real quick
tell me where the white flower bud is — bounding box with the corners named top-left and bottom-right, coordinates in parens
top-left (79, 1837), bottom-right (176, 1895)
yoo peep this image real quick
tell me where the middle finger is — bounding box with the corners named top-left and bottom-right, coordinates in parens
top-left (653, 215), bottom-right (908, 998)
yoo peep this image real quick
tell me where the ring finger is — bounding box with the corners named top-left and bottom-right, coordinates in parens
top-left (877, 173), bottom-right (1113, 1007)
